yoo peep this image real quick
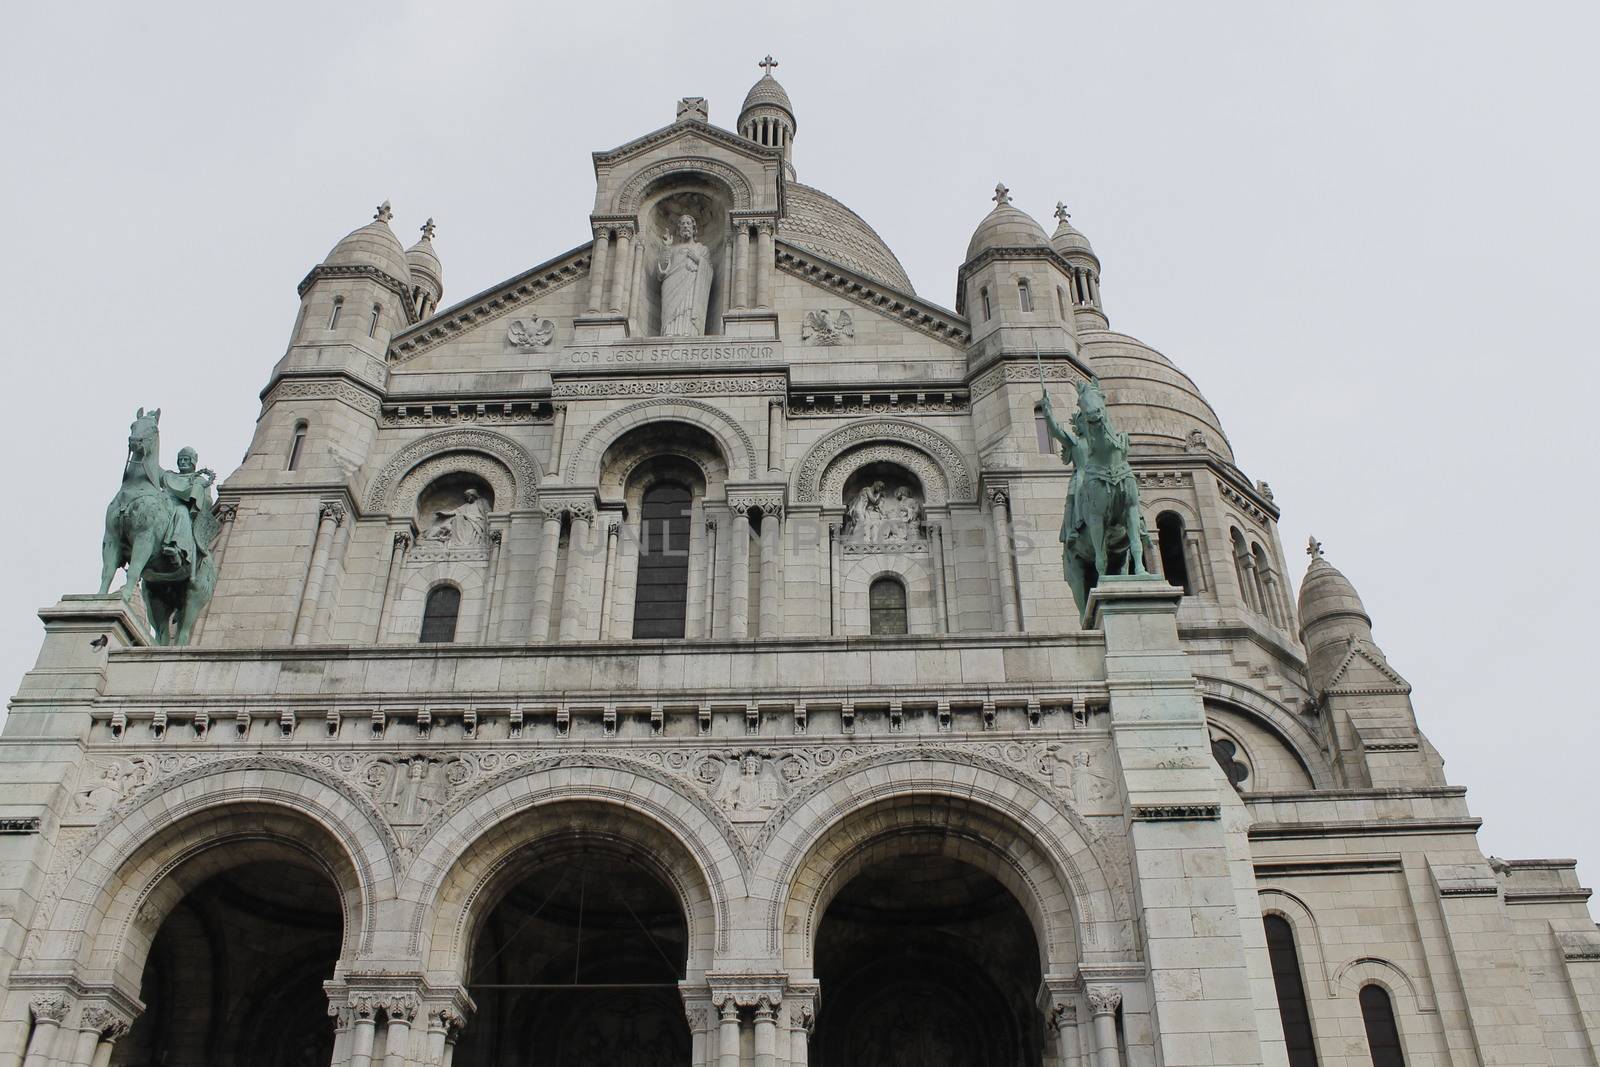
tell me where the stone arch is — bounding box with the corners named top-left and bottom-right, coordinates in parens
top-left (599, 422), bottom-right (732, 500)
top-left (403, 755), bottom-right (745, 974)
top-left (820, 442), bottom-right (950, 508)
top-left (795, 420), bottom-right (975, 504)
top-left (386, 561), bottom-right (487, 643)
top-left (394, 452), bottom-right (513, 524)
top-left (1258, 887), bottom-right (1332, 995)
top-left (757, 747), bottom-right (1124, 974)
top-left (838, 553), bottom-right (936, 635)
top-left (1196, 675), bottom-right (1335, 787)
top-left (365, 429), bottom-right (542, 512)
top-left (1333, 956), bottom-right (1434, 1013)
top-left (566, 400), bottom-right (757, 483)
top-left (26, 757), bottom-right (398, 988)
top-left (615, 158), bottom-right (755, 213)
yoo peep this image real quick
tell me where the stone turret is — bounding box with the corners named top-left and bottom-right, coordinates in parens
top-left (738, 55), bottom-right (796, 178)
top-left (1050, 202), bottom-right (1107, 330)
top-left (1298, 539), bottom-right (1446, 788)
top-left (958, 184), bottom-right (1079, 365)
top-left (404, 218), bottom-right (443, 321)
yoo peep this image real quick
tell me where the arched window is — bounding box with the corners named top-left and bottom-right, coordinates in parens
top-left (980, 286), bottom-right (992, 321)
top-left (1017, 278), bottom-right (1033, 312)
top-left (327, 296), bottom-right (344, 330)
top-left (633, 482), bottom-right (692, 639)
top-left (1034, 403), bottom-right (1052, 454)
top-left (419, 584), bottom-right (461, 644)
top-left (1231, 527), bottom-right (1258, 612)
top-left (367, 303), bottom-right (381, 337)
top-left (286, 420), bottom-right (308, 471)
top-left (1264, 915), bottom-right (1319, 1067)
top-left (1253, 542), bottom-right (1278, 624)
top-left (1156, 511), bottom-right (1191, 593)
top-left (869, 576), bottom-right (908, 635)
top-left (1360, 986), bottom-right (1404, 1067)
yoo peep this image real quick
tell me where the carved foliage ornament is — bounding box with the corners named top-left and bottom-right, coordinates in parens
top-left (30, 993), bottom-right (69, 1023)
top-left (796, 421), bottom-right (973, 504)
top-left (367, 430), bottom-right (541, 512)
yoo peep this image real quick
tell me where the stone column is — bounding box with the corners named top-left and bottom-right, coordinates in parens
top-left (734, 225), bottom-right (751, 310)
top-left (548, 403), bottom-right (568, 478)
top-left (766, 400), bottom-right (784, 471)
top-left (755, 221), bottom-right (775, 308)
top-left (347, 996), bottom-right (379, 1067)
top-left (585, 228), bottom-right (610, 313)
top-left (1235, 551), bottom-right (1260, 612)
top-left (703, 516), bottom-right (720, 637)
top-left (293, 501), bottom-right (344, 644)
top-left (1182, 529), bottom-right (1209, 593)
top-left (786, 999), bottom-right (816, 1067)
top-left (729, 509), bottom-right (751, 639)
top-left (1260, 570), bottom-right (1285, 627)
top-left (479, 530), bottom-right (504, 641)
top-left (382, 996), bottom-right (417, 1067)
top-left (528, 506), bottom-right (563, 642)
top-left (609, 224), bottom-right (634, 313)
top-left (609, 512), bottom-right (642, 639)
top-left (597, 519), bottom-right (621, 637)
top-left (685, 499), bottom-right (708, 638)
top-left (758, 506), bottom-right (782, 638)
top-left (986, 486), bottom-right (1021, 632)
top-left (752, 999), bottom-right (778, 1067)
top-left (716, 999), bottom-right (740, 1067)
top-left (313, 509), bottom-right (354, 638)
top-left (1086, 987), bottom-right (1122, 1067)
top-left (559, 507), bottom-right (594, 641)
top-left (18, 992), bottom-right (64, 1067)
top-left (374, 531), bottom-right (411, 643)
top-left (929, 522), bottom-right (950, 633)
top-left (1052, 1003), bottom-right (1081, 1067)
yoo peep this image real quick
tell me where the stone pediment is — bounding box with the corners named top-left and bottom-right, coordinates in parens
top-left (591, 118), bottom-right (785, 217)
top-left (1324, 642), bottom-right (1411, 694)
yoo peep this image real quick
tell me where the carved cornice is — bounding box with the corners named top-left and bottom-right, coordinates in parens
top-left (1130, 804), bottom-right (1221, 822)
top-left (955, 246), bottom-right (1078, 312)
top-left (0, 817), bottom-right (42, 835)
top-left (552, 375), bottom-right (785, 400)
top-left (776, 244), bottom-right (970, 348)
top-left (263, 377), bottom-right (383, 420)
top-left (389, 246), bottom-right (589, 363)
top-left (790, 389), bottom-right (967, 418)
top-left (380, 400), bottom-right (553, 428)
top-left (298, 264), bottom-right (418, 323)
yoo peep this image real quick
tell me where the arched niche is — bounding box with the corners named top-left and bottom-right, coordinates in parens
top-left (635, 172), bottom-right (737, 337)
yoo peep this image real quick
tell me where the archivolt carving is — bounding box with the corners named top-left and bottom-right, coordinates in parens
top-left (616, 157), bottom-right (755, 213)
top-left (567, 399), bottom-right (758, 482)
top-left (366, 429), bottom-right (541, 512)
top-left (393, 453), bottom-right (514, 523)
top-left (821, 443), bottom-right (949, 507)
top-left (795, 421), bottom-right (973, 504)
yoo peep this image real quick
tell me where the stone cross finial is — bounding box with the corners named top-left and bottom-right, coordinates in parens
top-left (993, 183), bottom-right (1012, 206)
top-left (1307, 536), bottom-right (1323, 559)
top-left (1055, 201), bottom-right (1071, 223)
top-left (373, 200), bottom-right (394, 224)
top-left (759, 55), bottom-right (779, 75)
top-left (420, 218), bottom-right (436, 240)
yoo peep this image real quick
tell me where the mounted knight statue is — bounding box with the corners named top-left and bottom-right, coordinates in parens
top-left (97, 408), bottom-right (220, 645)
top-left (1041, 377), bottom-right (1153, 623)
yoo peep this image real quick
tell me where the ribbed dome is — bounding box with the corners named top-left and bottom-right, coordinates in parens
top-left (1080, 331), bottom-right (1235, 463)
top-left (966, 193), bottom-right (1050, 262)
top-left (325, 205), bottom-right (411, 286)
top-left (779, 183), bottom-right (916, 294)
top-left (1297, 552), bottom-right (1372, 637)
top-left (741, 72), bottom-right (795, 121)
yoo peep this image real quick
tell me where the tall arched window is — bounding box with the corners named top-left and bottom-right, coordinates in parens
top-left (1017, 278), bottom-right (1033, 312)
top-left (633, 483), bottom-right (692, 639)
top-left (419, 584), bottom-right (461, 644)
top-left (327, 296), bottom-right (344, 330)
top-left (980, 287), bottom-right (992, 321)
top-left (869, 576), bottom-right (908, 635)
top-left (1253, 543), bottom-right (1278, 624)
top-left (1156, 512), bottom-right (1191, 593)
top-left (286, 420), bottom-right (308, 471)
top-left (1264, 915), bottom-right (1319, 1067)
top-left (367, 303), bottom-right (382, 337)
top-left (1360, 986), bottom-right (1404, 1067)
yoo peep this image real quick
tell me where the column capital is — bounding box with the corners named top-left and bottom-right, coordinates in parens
top-left (428, 1005), bottom-right (466, 1036)
top-left (380, 993), bottom-right (420, 1021)
top-left (30, 992), bottom-right (69, 1023)
top-left (81, 1004), bottom-right (133, 1039)
top-left (1085, 984), bottom-right (1122, 1016)
top-left (319, 500), bottom-right (347, 526)
top-left (392, 531), bottom-right (412, 551)
top-left (213, 500), bottom-right (239, 524)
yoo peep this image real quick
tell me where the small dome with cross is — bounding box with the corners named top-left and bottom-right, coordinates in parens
top-left (965, 182), bottom-right (1050, 262)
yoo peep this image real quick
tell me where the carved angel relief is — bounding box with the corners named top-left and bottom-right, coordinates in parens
top-left (698, 750), bottom-right (797, 818)
top-left (507, 317), bottom-right (556, 349)
top-left (843, 480), bottom-right (925, 547)
top-left (801, 308), bottom-right (854, 346)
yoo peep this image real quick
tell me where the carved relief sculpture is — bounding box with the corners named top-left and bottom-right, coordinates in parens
top-left (419, 488), bottom-right (490, 549)
top-left (801, 308), bottom-right (855, 346)
top-left (507, 317), bottom-right (556, 349)
top-left (657, 214), bottom-right (714, 336)
top-left (843, 480), bottom-right (925, 544)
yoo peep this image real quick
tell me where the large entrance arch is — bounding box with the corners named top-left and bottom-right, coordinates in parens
top-left (452, 846), bottom-right (692, 1067)
top-left (812, 852), bottom-right (1044, 1067)
top-left (112, 846), bottom-right (344, 1066)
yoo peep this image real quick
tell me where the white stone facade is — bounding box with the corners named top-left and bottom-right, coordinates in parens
top-left (0, 65), bottom-right (1593, 1067)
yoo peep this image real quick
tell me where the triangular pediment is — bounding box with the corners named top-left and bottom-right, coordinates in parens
top-left (591, 118), bottom-right (784, 217)
top-left (1325, 642), bottom-right (1411, 693)
top-left (594, 116), bottom-right (781, 171)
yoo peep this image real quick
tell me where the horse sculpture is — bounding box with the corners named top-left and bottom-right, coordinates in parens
top-left (97, 408), bottom-right (219, 645)
top-left (1041, 378), bottom-right (1152, 623)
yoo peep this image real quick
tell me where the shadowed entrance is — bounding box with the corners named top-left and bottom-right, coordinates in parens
top-left (812, 854), bottom-right (1043, 1067)
top-left (454, 850), bottom-right (691, 1066)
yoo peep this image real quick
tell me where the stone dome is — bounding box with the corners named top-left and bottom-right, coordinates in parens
top-left (1297, 551), bottom-right (1372, 639)
top-left (965, 196), bottom-right (1051, 262)
top-left (779, 183), bottom-right (916, 294)
top-left (741, 71), bottom-right (795, 122)
top-left (325, 206), bottom-right (412, 286)
top-left (405, 223), bottom-right (442, 293)
top-left (1051, 214), bottom-right (1096, 257)
top-left (1080, 330), bottom-right (1235, 464)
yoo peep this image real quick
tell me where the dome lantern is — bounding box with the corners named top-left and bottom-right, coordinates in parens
top-left (1051, 201), bottom-right (1107, 328)
top-left (739, 55), bottom-right (797, 178)
top-left (405, 217), bottom-right (444, 321)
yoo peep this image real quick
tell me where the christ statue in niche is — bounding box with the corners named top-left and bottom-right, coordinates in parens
top-left (657, 213), bottom-right (713, 336)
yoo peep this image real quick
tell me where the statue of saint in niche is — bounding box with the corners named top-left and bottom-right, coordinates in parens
top-left (420, 487), bottom-right (490, 549)
top-left (657, 213), bottom-right (713, 336)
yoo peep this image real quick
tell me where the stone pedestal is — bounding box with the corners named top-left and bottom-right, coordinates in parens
top-left (1090, 577), bottom-right (1269, 1067)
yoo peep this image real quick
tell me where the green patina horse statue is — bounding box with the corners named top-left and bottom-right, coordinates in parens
top-left (1041, 378), bottom-right (1151, 623)
top-left (97, 408), bottom-right (219, 645)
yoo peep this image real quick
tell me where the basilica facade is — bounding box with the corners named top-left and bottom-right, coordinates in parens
top-left (0, 62), bottom-right (1594, 1067)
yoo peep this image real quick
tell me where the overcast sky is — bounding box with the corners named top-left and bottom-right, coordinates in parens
top-left (1, 2), bottom-right (1594, 882)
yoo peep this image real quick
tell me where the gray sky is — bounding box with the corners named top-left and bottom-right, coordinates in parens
top-left (2, 2), bottom-right (1595, 882)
